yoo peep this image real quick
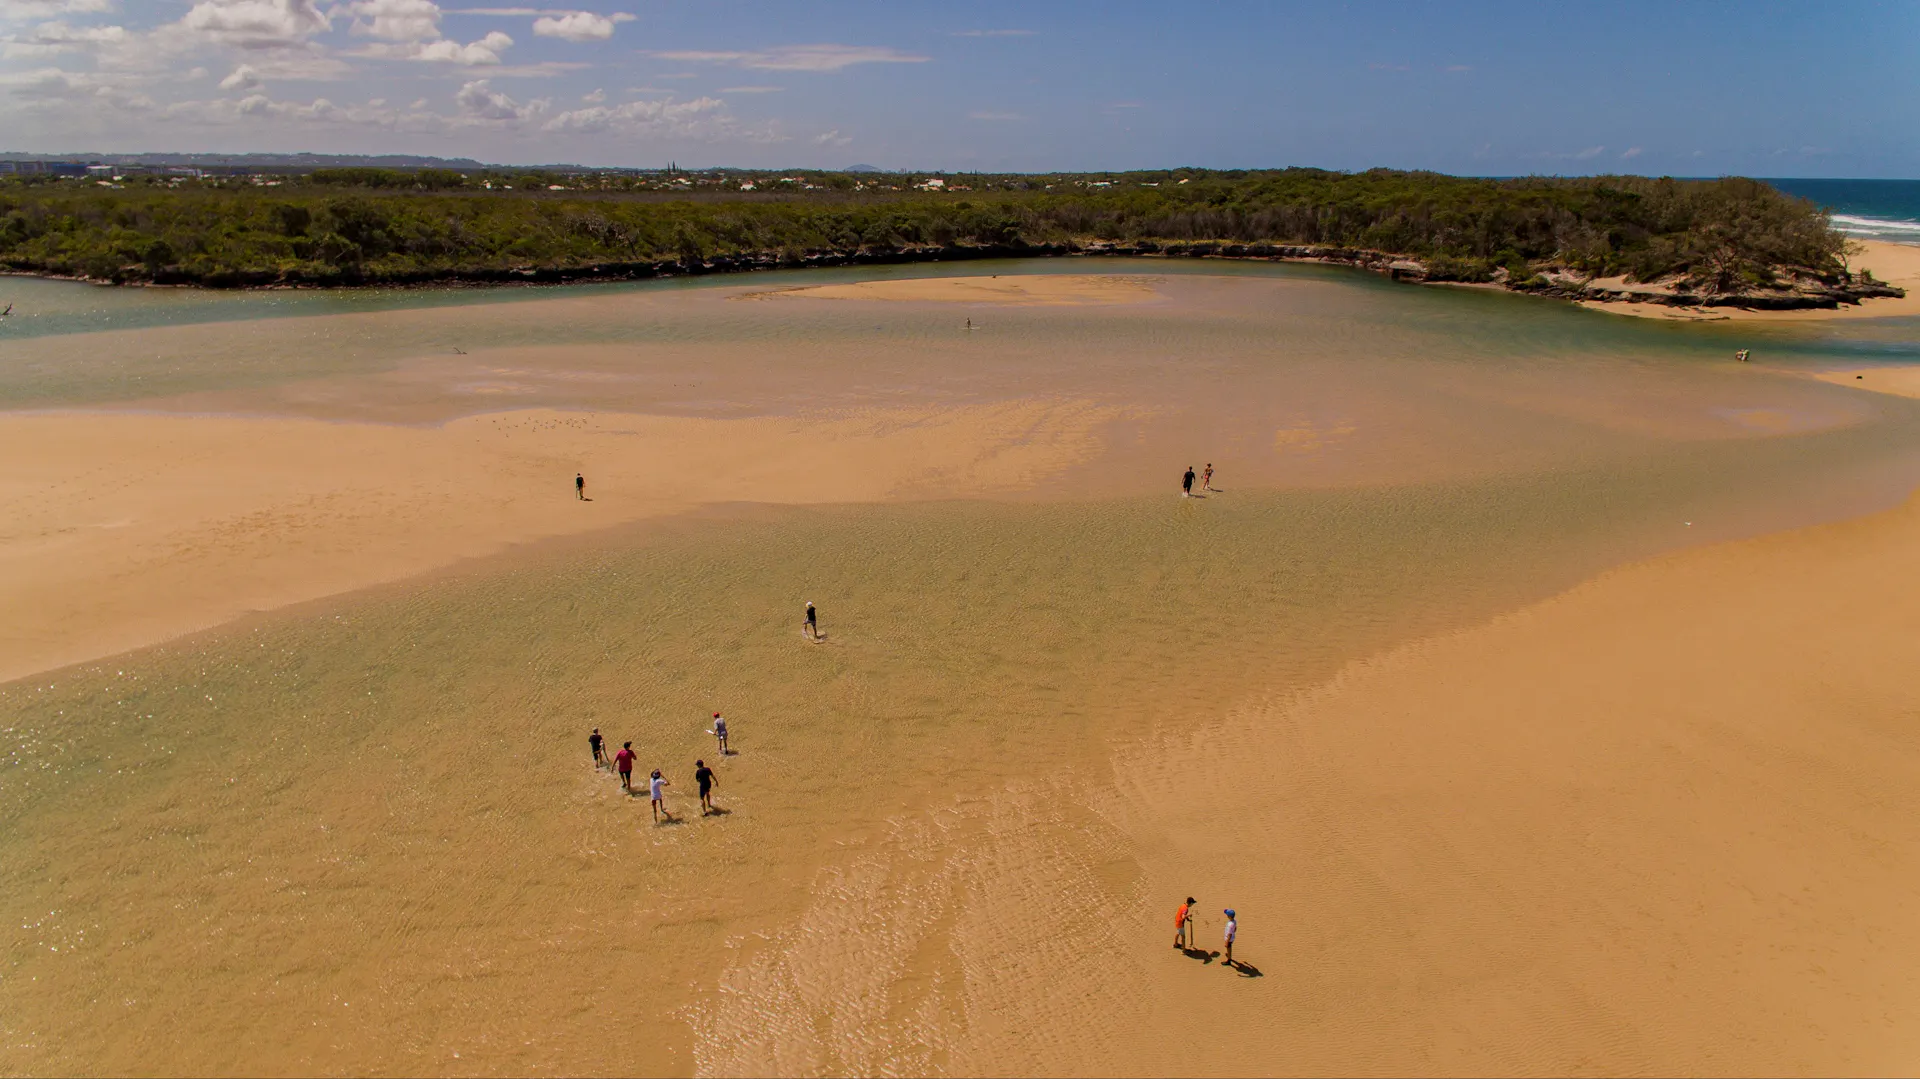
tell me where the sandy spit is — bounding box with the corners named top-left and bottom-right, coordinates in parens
top-left (750, 273), bottom-right (1163, 305)
top-left (0, 400), bottom-right (1114, 684)
top-left (1578, 239), bottom-right (1920, 322)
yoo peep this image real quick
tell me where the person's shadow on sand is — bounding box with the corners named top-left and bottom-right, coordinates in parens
top-left (1227, 961), bottom-right (1263, 978)
top-left (1182, 947), bottom-right (1217, 964)
top-left (700, 806), bottom-right (733, 817)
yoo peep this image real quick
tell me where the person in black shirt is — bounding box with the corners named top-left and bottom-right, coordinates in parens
top-left (589, 728), bottom-right (605, 767)
top-left (1182, 466), bottom-right (1195, 497)
top-left (575, 473), bottom-right (586, 500)
top-left (804, 601), bottom-right (819, 641)
top-left (695, 759), bottom-right (718, 814)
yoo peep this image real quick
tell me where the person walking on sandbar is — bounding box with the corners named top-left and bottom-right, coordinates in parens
top-left (1182, 466), bottom-right (1196, 497)
top-left (804, 601), bottom-right (819, 641)
top-left (712, 713), bottom-right (730, 755)
top-left (589, 728), bottom-right (605, 768)
top-left (1222, 909), bottom-right (1238, 968)
top-left (1202, 463), bottom-right (1215, 492)
top-left (575, 473), bottom-right (586, 500)
top-left (649, 769), bottom-right (673, 823)
top-left (614, 741), bottom-right (636, 791)
top-left (695, 759), bottom-right (718, 815)
top-left (1174, 896), bottom-right (1196, 949)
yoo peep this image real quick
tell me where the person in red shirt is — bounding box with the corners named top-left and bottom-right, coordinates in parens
top-left (614, 741), bottom-right (636, 792)
top-left (1174, 896), bottom-right (1196, 949)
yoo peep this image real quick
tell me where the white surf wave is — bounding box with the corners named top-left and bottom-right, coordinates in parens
top-left (1830, 213), bottom-right (1920, 243)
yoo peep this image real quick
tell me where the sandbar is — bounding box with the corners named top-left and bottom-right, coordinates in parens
top-left (0, 400), bottom-right (1112, 684)
top-left (1811, 363), bottom-right (1920, 400)
top-left (1087, 487), bottom-right (1920, 1073)
top-left (753, 273), bottom-right (1162, 305)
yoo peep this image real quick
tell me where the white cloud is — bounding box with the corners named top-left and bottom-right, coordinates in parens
top-left (531, 10), bottom-right (630, 42)
top-left (717, 84), bottom-right (779, 93)
top-left (544, 93), bottom-right (717, 132)
top-left (1, 17), bottom-right (126, 57)
top-left (1, 63), bottom-right (98, 97)
top-left (219, 62), bottom-right (262, 90)
top-left (580, 86), bottom-right (602, 102)
top-left (1621, 146), bottom-right (1643, 159)
top-left (0, 0), bottom-right (114, 20)
top-left (346, 0), bottom-right (441, 41)
top-left (361, 28), bottom-right (510, 64)
top-left (812, 128), bottom-right (849, 146)
top-left (541, 94), bottom-right (776, 141)
top-left (1574, 145), bottom-right (1604, 160)
top-left (183, 0), bottom-right (330, 48)
top-left (651, 43), bottom-right (927, 72)
top-left (455, 76), bottom-right (544, 120)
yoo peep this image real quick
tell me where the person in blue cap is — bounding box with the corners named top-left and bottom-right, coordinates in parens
top-left (1222, 909), bottom-right (1238, 968)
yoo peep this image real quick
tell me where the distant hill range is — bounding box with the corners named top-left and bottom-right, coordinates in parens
top-left (844, 164), bottom-right (883, 173)
top-left (0, 151), bottom-right (491, 170)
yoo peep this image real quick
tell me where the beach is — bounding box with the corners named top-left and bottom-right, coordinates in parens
top-left (1579, 238), bottom-right (1920, 322)
top-left (6, 261), bottom-right (1920, 1075)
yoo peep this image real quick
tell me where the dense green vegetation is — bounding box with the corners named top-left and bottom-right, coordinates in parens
top-left (0, 167), bottom-right (1848, 292)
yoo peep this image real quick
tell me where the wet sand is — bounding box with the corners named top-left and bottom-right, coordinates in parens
top-left (1814, 363), bottom-right (1920, 401)
top-left (7, 264), bottom-right (1920, 1076)
top-left (0, 400), bottom-right (1113, 684)
top-left (1111, 487), bottom-right (1920, 1074)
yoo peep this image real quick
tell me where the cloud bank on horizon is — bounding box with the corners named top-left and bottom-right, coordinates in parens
top-left (1, 0), bottom-right (1915, 175)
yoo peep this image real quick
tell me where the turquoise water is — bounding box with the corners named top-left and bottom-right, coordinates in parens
top-left (1, 257), bottom-right (1915, 416)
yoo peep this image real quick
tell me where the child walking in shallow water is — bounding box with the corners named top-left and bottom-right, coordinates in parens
top-left (1202, 463), bottom-right (1215, 492)
top-left (649, 769), bottom-right (672, 822)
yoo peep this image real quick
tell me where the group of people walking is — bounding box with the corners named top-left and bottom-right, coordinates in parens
top-left (590, 720), bottom-right (728, 822)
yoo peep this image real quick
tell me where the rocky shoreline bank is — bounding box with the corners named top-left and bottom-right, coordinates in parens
top-left (6, 239), bottom-right (1905, 313)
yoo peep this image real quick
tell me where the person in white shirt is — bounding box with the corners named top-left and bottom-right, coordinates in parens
top-left (1222, 909), bottom-right (1238, 968)
top-left (649, 769), bottom-right (672, 823)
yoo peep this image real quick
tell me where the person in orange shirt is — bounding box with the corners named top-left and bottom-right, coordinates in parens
top-left (1174, 896), bottom-right (1196, 949)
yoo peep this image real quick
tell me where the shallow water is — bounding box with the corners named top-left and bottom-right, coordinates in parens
top-left (5, 263), bottom-right (1920, 1074)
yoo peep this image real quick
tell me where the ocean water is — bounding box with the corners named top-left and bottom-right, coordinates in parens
top-left (6, 262), bottom-right (1920, 1073)
top-left (1768, 178), bottom-right (1920, 245)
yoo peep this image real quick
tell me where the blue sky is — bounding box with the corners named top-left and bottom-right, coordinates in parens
top-left (2, 0), bottom-right (1916, 175)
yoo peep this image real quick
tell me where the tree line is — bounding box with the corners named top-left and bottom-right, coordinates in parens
top-left (0, 168), bottom-right (1848, 293)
